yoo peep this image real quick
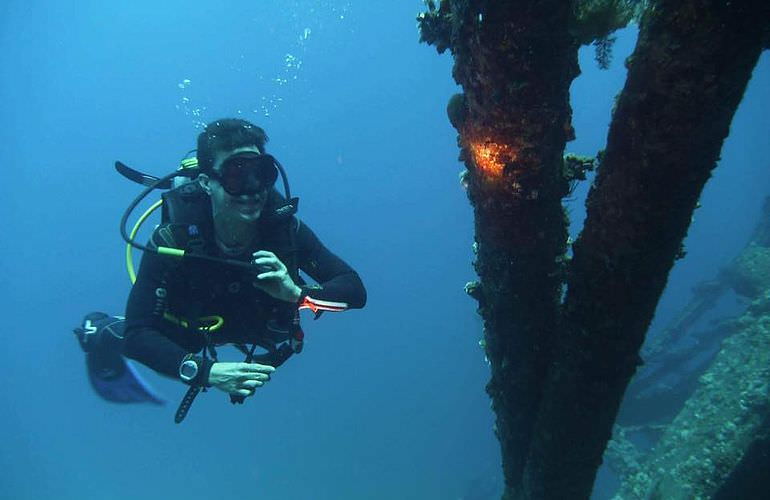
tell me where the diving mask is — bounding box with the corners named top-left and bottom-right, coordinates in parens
top-left (210, 152), bottom-right (279, 196)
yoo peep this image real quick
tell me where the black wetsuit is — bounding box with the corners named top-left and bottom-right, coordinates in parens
top-left (124, 210), bottom-right (366, 384)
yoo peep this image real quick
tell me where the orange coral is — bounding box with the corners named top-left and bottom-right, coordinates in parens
top-left (468, 140), bottom-right (518, 180)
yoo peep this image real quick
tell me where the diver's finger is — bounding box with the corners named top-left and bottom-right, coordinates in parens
top-left (237, 380), bottom-right (262, 390)
top-left (253, 252), bottom-right (286, 269)
top-left (236, 388), bottom-right (253, 397)
top-left (256, 271), bottom-right (283, 280)
top-left (241, 363), bottom-right (276, 373)
top-left (238, 372), bottom-right (270, 383)
top-left (254, 260), bottom-right (282, 271)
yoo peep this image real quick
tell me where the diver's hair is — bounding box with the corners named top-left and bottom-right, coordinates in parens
top-left (196, 118), bottom-right (269, 173)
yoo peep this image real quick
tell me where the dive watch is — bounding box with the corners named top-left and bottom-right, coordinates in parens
top-left (179, 355), bottom-right (200, 383)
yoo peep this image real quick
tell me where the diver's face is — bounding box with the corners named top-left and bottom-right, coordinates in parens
top-left (204, 146), bottom-right (269, 222)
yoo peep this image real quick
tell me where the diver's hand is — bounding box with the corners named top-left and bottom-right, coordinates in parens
top-left (251, 250), bottom-right (302, 302)
top-left (208, 362), bottom-right (275, 397)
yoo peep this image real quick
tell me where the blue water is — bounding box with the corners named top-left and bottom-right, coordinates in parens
top-left (0, 2), bottom-right (767, 499)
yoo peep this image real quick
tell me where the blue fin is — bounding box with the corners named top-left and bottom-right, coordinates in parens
top-left (76, 312), bottom-right (166, 405)
top-left (86, 350), bottom-right (166, 405)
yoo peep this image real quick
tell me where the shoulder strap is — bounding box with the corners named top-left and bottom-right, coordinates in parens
top-left (161, 181), bottom-right (211, 227)
top-left (156, 181), bottom-right (213, 253)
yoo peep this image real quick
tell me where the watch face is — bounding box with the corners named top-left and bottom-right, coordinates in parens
top-left (180, 360), bottom-right (198, 381)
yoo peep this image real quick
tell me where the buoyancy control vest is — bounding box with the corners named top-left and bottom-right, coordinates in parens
top-left (155, 181), bottom-right (305, 357)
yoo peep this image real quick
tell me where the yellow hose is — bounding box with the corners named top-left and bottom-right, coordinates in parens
top-left (126, 199), bottom-right (164, 284)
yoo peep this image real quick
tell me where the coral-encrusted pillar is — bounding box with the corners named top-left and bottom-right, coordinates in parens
top-left (528, 1), bottom-right (769, 498)
top-left (421, 0), bottom-right (768, 498)
top-left (422, 1), bottom-right (579, 497)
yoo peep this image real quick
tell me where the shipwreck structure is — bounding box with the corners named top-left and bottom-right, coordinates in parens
top-left (608, 199), bottom-right (770, 499)
top-left (418, 1), bottom-right (770, 498)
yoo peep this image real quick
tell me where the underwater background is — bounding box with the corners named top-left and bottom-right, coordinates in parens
top-left (0, 1), bottom-right (768, 499)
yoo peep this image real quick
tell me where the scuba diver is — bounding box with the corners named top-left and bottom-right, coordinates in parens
top-left (74, 118), bottom-right (367, 422)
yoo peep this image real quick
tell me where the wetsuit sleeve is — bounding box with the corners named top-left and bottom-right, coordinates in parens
top-left (296, 220), bottom-right (367, 310)
top-left (123, 232), bottom-right (193, 381)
